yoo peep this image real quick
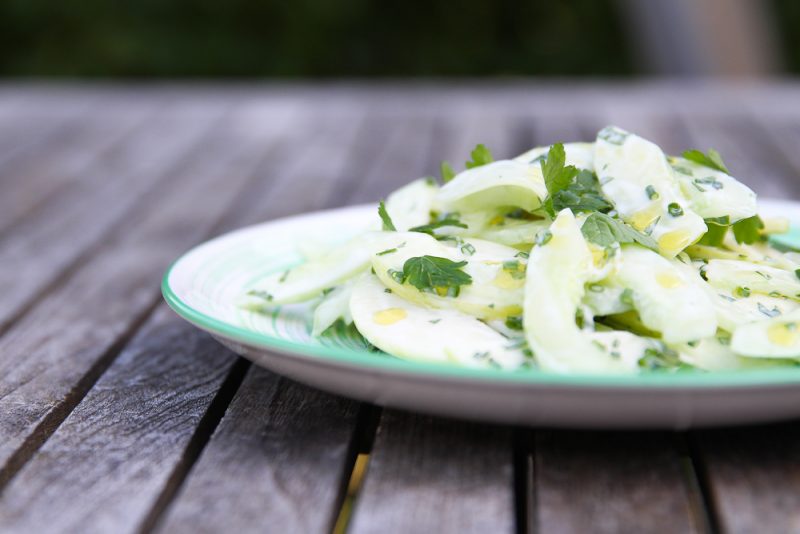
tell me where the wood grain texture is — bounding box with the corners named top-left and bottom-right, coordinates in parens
top-left (2, 85), bottom-right (800, 533)
top-left (533, 431), bottom-right (703, 534)
top-left (0, 306), bottom-right (242, 533)
top-left (0, 98), bottom-right (298, 486)
top-left (0, 98), bottom-right (226, 332)
top-left (0, 92), bottom-right (95, 170)
top-left (0, 97), bottom-right (371, 531)
top-left (348, 412), bottom-right (515, 534)
top-left (0, 97), bottom-right (156, 234)
top-left (157, 370), bottom-right (360, 534)
top-left (693, 423), bottom-right (800, 534)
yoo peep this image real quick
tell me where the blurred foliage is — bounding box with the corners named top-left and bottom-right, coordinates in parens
top-left (773, 0), bottom-right (800, 75)
top-left (0, 0), bottom-right (635, 77)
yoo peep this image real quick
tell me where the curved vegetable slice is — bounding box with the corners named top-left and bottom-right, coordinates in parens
top-left (583, 281), bottom-right (633, 316)
top-left (607, 245), bottom-right (717, 343)
top-left (370, 232), bottom-right (524, 320)
top-left (523, 209), bottom-right (637, 373)
top-left (248, 232), bottom-right (381, 304)
top-left (514, 142), bottom-right (595, 171)
top-left (437, 160), bottom-right (547, 212)
top-left (350, 274), bottom-right (526, 369)
top-left (675, 335), bottom-right (787, 371)
top-left (703, 259), bottom-right (800, 300)
top-left (732, 308), bottom-right (800, 359)
top-left (312, 279), bottom-right (356, 336)
top-left (594, 126), bottom-right (706, 257)
top-left (668, 156), bottom-right (757, 222)
top-left (384, 178), bottom-right (439, 231)
top-left (473, 219), bottom-right (550, 247)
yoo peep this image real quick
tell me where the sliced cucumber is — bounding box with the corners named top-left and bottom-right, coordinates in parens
top-left (349, 274), bottom-right (526, 369)
top-left (594, 126), bottom-right (707, 257)
top-left (437, 160), bottom-right (547, 212)
top-left (523, 209), bottom-right (637, 373)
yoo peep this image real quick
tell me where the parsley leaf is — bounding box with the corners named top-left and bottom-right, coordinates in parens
top-left (550, 169), bottom-right (613, 214)
top-left (398, 255), bottom-right (473, 297)
top-left (409, 216), bottom-right (468, 236)
top-left (581, 212), bottom-right (658, 251)
top-left (378, 201), bottom-right (396, 231)
top-left (441, 161), bottom-right (456, 183)
top-left (732, 215), bottom-right (764, 244)
top-left (682, 148), bottom-right (731, 174)
top-left (465, 144), bottom-right (493, 169)
top-left (697, 216), bottom-right (730, 246)
top-left (541, 142), bottom-right (579, 197)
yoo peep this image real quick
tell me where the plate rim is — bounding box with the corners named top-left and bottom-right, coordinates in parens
top-left (162, 202), bottom-right (800, 391)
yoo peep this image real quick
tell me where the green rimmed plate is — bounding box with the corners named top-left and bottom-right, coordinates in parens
top-left (163, 200), bottom-right (800, 429)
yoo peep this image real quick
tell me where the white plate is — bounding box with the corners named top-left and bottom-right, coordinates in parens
top-left (163, 200), bottom-right (800, 428)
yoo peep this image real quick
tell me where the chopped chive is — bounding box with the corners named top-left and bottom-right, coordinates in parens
top-left (667, 203), bottom-right (684, 217)
top-left (735, 286), bottom-right (751, 298)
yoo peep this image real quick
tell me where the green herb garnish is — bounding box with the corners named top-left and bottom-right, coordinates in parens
top-left (502, 260), bottom-right (526, 280)
top-left (735, 286), bottom-right (751, 298)
top-left (378, 201), bottom-right (396, 231)
top-left (550, 170), bottom-right (613, 215)
top-left (409, 217), bottom-right (468, 235)
top-left (598, 126), bottom-right (629, 145)
top-left (395, 255), bottom-right (473, 297)
top-left (682, 148), bottom-right (731, 174)
top-left (465, 144), bottom-right (493, 169)
top-left (441, 161), bottom-right (456, 183)
top-left (535, 230), bottom-right (553, 246)
top-left (667, 203), bottom-right (684, 217)
top-left (541, 142), bottom-right (579, 200)
top-left (732, 215), bottom-right (764, 244)
top-left (505, 316), bottom-right (523, 331)
top-left (581, 212), bottom-right (658, 251)
top-left (247, 289), bottom-right (273, 301)
top-left (697, 216), bottom-right (731, 247)
top-left (645, 185), bottom-right (659, 200)
top-left (758, 303), bottom-right (782, 318)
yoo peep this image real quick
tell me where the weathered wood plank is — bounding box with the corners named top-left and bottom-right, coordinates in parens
top-left (0, 92), bottom-right (96, 168)
top-left (0, 99), bottom-right (226, 332)
top-left (533, 431), bottom-right (704, 534)
top-left (0, 100), bottom-right (371, 532)
top-left (156, 370), bottom-right (360, 534)
top-left (692, 423), bottom-right (800, 534)
top-left (0, 99), bottom-right (299, 487)
top-left (0, 306), bottom-right (243, 533)
top-left (348, 412), bottom-right (515, 534)
top-left (0, 98), bottom-right (156, 233)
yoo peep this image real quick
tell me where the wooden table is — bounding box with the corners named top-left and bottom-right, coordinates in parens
top-left (1, 83), bottom-right (800, 534)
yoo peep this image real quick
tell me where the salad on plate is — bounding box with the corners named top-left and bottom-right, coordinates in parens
top-left (243, 126), bottom-right (800, 375)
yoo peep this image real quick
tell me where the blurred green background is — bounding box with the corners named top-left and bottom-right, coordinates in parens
top-left (0, 0), bottom-right (796, 78)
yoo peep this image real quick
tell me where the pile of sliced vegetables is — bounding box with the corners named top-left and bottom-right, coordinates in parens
top-left (244, 126), bottom-right (800, 374)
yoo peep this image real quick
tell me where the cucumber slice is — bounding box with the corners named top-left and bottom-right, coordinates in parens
top-left (594, 126), bottom-right (707, 257)
top-left (523, 209), bottom-right (637, 373)
top-left (437, 160), bottom-right (547, 212)
top-left (349, 274), bottom-right (526, 369)
top-left (370, 232), bottom-right (524, 320)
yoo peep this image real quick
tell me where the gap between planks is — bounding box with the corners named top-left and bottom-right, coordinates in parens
top-left (136, 357), bottom-right (252, 534)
